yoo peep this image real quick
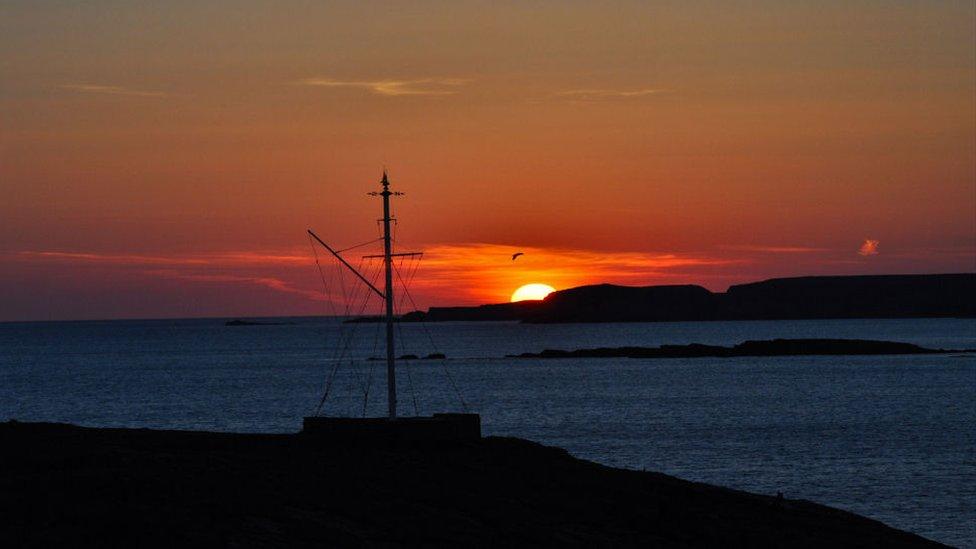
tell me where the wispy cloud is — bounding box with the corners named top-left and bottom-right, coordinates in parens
top-left (858, 239), bottom-right (880, 256)
top-left (61, 84), bottom-right (167, 97)
top-left (13, 250), bottom-right (310, 267)
top-left (557, 88), bottom-right (667, 100)
top-left (143, 269), bottom-right (326, 301)
top-left (7, 245), bottom-right (739, 308)
top-left (722, 245), bottom-right (829, 254)
top-left (298, 77), bottom-right (468, 96)
top-left (10, 250), bottom-right (334, 304)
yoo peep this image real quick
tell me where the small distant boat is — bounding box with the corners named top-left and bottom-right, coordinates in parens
top-left (303, 171), bottom-right (480, 441)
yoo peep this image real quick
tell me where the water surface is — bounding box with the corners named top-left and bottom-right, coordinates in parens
top-left (1, 318), bottom-right (973, 546)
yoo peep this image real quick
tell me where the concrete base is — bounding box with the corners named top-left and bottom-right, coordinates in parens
top-left (302, 413), bottom-right (481, 442)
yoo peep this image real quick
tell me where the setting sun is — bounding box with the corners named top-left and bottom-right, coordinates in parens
top-left (511, 283), bottom-right (556, 302)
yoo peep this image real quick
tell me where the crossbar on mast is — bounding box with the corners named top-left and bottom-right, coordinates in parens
top-left (362, 252), bottom-right (423, 259)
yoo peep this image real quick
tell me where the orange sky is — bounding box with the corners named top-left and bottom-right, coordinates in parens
top-left (1, 1), bottom-right (974, 321)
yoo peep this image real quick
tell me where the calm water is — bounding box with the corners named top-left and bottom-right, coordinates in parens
top-left (1, 317), bottom-right (974, 547)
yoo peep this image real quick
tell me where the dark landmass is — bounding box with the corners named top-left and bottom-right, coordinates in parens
top-left (347, 302), bottom-right (542, 323)
top-left (344, 315), bottom-right (396, 323)
top-left (401, 300), bottom-right (545, 322)
top-left (368, 353), bottom-right (448, 361)
top-left (225, 319), bottom-right (290, 326)
top-left (0, 422), bottom-right (941, 548)
top-left (401, 273), bottom-right (976, 323)
top-left (509, 338), bottom-right (972, 360)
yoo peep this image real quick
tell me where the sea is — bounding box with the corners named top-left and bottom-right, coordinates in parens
top-left (1, 317), bottom-right (973, 547)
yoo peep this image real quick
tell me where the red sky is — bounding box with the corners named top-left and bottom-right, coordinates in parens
top-left (1, 1), bottom-right (974, 321)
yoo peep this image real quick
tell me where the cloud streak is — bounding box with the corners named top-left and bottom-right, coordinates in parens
top-left (61, 84), bottom-right (167, 97)
top-left (143, 269), bottom-right (326, 302)
top-left (13, 250), bottom-right (310, 267)
top-left (298, 78), bottom-right (468, 96)
top-left (722, 245), bottom-right (829, 254)
top-left (557, 88), bottom-right (666, 100)
top-left (10, 250), bottom-right (337, 306)
top-left (8, 244), bottom-right (740, 309)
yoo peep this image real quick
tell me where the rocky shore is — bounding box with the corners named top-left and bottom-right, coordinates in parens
top-left (0, 421), bottom-right (943, 548)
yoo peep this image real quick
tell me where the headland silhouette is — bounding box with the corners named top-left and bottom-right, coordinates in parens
top-left (402, 273), bottom-right (976, 323)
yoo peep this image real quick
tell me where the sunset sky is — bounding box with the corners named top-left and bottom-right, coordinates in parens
top-left (1, 1), bottom-right (974, 321)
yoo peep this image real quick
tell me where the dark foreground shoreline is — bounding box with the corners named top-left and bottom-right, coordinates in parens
top-left (0, 422), bottom-right (942, 548)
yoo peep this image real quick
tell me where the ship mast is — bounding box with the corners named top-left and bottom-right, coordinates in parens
top-left (375, 171), bottom-right (399, 419)
top-left (307, 171), bottom-right (418, 420)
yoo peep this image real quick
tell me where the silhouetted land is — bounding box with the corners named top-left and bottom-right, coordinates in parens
top-left (508, 338), bottom-right (972, 359)
top-left (225, 319), bottom-right (291, 326)
top-left (400, 274), bottom-right (976, 323)
top-left (0, 422), bottom-right (942, 548)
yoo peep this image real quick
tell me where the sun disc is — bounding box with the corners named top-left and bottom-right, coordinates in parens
top-left (511, 283), bottom-right (556, 302)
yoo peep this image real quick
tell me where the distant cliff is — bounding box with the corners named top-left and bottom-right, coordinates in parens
top-left (402, 273), bottom-right (976, 323)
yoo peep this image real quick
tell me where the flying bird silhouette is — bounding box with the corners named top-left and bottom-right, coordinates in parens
top-left (511, 252), bottom-right (524, 261)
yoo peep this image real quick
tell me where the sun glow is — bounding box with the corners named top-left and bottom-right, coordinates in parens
top-left (510, 283), bottom-right (556, 302)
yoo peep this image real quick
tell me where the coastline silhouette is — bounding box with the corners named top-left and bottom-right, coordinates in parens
top-left (401, 273), bottom-right (976, 323)
top-left (0, 421), bottom-right (944, 548)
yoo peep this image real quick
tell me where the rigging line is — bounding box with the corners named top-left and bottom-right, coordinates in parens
top-left (390, 256), bottom-right (414, 317)
top-left (347, 257), bottom-right (373, 390)
top-left (394, 253), bottom-right (423, 315)
top-left (397, 323), bottom-right (420, 416)
top-left (389, 264), bottom-right (426, 422)
top-left (403, 253), bottom-right (423, 305)
top-left (356, 260), bottom-right (388, 409)
top-left (308, 233), bottom-right (338, 318)
top-left (309, 233), bottom-right (348, 416)
top-left (317, 302), bottom-right (360, 416)
top-left (315, 257), bottom-right (385, 415)
top-left (332, 250), bottom-right (351, 370)
top-left (319, 328), bottom-right (357, 414)
top-left (393, 261), bottom-right (468, 412)
top-left (338, 255), bottom-right (373, 320)
top-left (393, 285), bottom-right (420, 416)
top-left (325, 259), bottom-right (353, 366)
top-left (313, 238), bottom-right (355, 375)
top-left (315, 282), bottom-right (376, 415)
top-left (393, 260), bottom-right (439, 352)
top-left (395, 268), bottom-right (467, 413)
top-left (346, 261), bottom-right (384, 349)
top-left (336, 237), bottom-right (383, 254)
top-left (314, 354), bottom-right (344, 415)
top-left (334, 260), bottom-right (382, 366)
top-left (392, 259), bottom-right (439, 353)
top-left (395, 255), bottom-right (411, 313)
top-left (362, 315), bottom-right (381, 417)
top-left (312, 233), bottom-right (381, 416)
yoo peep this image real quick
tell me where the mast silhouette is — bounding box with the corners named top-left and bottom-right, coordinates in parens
top-left (375, 171), bottom-right (399, 419)
top-left (303, 171), bottom-right (481, 439)
top-left (307, 171), bottom-right (409, 419)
